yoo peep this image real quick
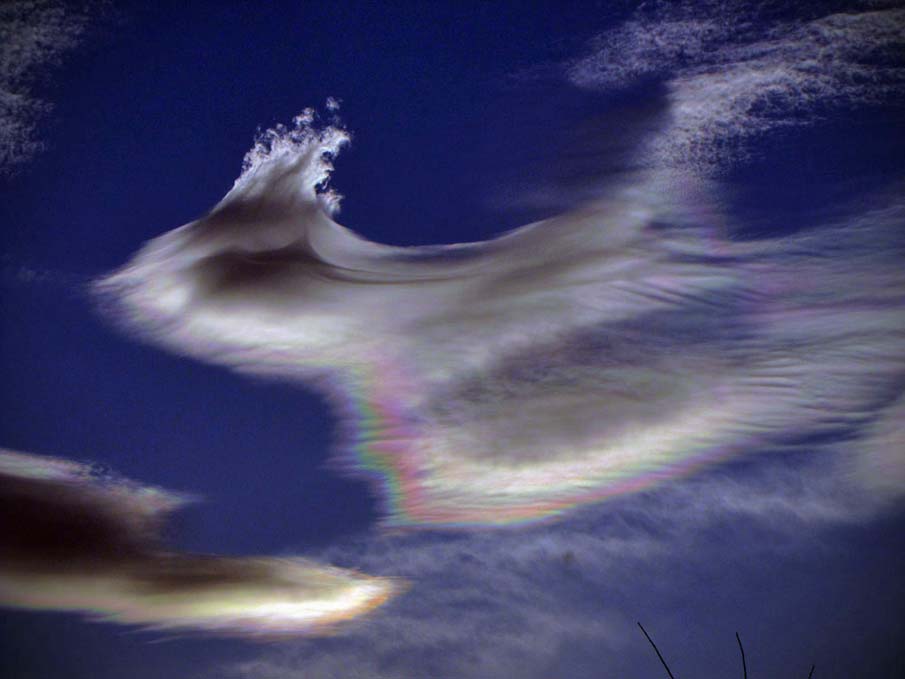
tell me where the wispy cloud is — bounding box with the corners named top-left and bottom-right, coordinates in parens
top-left (568, 2), bottom-right (905, 173)
top-left (0, 0), bottom-right (95, 173)
top-left (220, 452), bottom-right (884, 678)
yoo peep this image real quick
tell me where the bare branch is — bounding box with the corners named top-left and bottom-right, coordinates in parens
top-left (637, 622), bottom-right (677, 679)
top-left (736, 632), bottom-right (748, 679)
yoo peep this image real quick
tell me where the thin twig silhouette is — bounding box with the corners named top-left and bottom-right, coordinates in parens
top-left (736, 632), bottom-right (747, 679)
top-left (637, 623), bottom-right (816, 677)
top-left (637, 622), bottom-right (676, 679)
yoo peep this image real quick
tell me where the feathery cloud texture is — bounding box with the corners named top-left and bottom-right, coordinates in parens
top-left (568, 2), bottom-right (905, 173)
top-left (0, 1), bottom-right (96, 173)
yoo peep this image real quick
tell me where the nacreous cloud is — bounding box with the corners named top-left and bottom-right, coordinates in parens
top-left (96, 106), bottom-right (905, 528)
top-left (0, 449), bottom-right (400, 636)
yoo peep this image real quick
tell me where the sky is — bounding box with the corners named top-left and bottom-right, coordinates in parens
top-left (1, 1), bottom-right (904, 678)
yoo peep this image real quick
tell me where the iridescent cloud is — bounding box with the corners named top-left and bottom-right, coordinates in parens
top-left (0, 449), bottom-right (400, 636)
top-left (97, 106), bottom-right (905, 528)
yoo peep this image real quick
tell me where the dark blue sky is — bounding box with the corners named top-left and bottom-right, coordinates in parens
top-left (1, 2), bottom-right (903, 678)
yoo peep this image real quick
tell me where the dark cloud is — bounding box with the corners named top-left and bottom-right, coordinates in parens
top-left (0, 449), bottom-right (401, 637)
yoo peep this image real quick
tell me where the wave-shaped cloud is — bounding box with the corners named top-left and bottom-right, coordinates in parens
top-left (0, 449), bottom-right (400, 637)
top-left (97, 105), bottom-right (905, 529)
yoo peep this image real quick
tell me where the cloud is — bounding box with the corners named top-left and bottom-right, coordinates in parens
top-left (568, 2), bottom-right (905, 173)
top-left (0, 0), bottom-right (96, 173)
top-left (96, 107), bottom-right (905, 528)
top-left (0, 449), bottom-right (401, 637)
top-left (218, 451), bottom-right (893, 679)
top-left (78, 5), bottom-right (904, 675)
top-left (844, 390), bottom-right (905, 501)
